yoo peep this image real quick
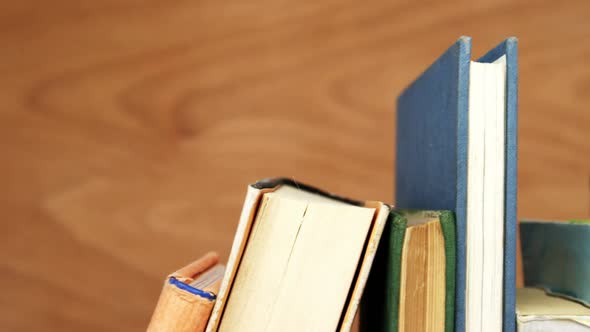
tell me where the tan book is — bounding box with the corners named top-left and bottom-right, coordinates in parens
top-left (398, 213), bottom-right (447, 332)
top-left (360, 210), bottom-right (456, 332)
top-left (205, 178), bottom-right (390, 332)
top-left (516, 287), bottom-right (590, 332)
top-left (148, 252), bottom-right (225, 332)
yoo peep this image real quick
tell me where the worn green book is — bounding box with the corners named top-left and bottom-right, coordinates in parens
top-left (521, 220), bottom-right (590, 307)
top-left (360, 210), bottom-right (456, 332)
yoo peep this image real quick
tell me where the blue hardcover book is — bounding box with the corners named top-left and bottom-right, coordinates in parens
top-left (521, 220), bottom-right (590, 307)
top-left (396, 37), bottom-right (518, 332)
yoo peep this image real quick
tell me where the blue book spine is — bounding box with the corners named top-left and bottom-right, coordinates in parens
top-left (396, 36), bottom-right (471, 332)
top-left (396, 37), bottom-right (518, 332)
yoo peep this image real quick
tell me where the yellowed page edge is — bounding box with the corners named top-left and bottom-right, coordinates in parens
top-left (206, 184), bottom-right (276, 332)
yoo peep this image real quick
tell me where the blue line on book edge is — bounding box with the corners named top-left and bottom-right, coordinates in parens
top-left (168, 277), bottom-right (217, 300)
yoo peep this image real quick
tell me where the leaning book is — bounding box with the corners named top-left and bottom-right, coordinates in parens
top-left (148, 252), bottom-right (225, 332)
top-left (206, 178), bottom-right (391, 332)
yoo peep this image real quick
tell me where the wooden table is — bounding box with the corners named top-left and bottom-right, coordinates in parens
top-left (1, 0), bottom-right (589, 330)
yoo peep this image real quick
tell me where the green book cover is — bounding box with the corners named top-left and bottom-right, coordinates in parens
top-left (360, 210), bottom-right (456, 332)
top-left (521, 220), bottom-right (590, 307)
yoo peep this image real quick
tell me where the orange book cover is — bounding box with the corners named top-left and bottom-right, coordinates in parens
top-left (148, 252), bottom-right (224, 332)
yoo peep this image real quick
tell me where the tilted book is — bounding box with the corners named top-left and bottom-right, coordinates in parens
top-left (395, 36), bottom-right (518, 332)
top-left (205, 178), bottom-right (390, 332)
top-left (148, 252), bottom-right (225, 332)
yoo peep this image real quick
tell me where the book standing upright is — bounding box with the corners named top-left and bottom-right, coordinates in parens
top-left (392, 36), bottom-right (517, 332)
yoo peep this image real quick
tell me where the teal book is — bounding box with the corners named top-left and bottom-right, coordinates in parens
top-left (520, 220), bottom-right (590, 307)
top-left (361, 210), bottom-right (456, 332)
top-left (394, 36), bottom-right (518, 332)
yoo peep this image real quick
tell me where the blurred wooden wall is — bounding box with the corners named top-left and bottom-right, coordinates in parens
top-left (1, 0), bottom-right (589, 330)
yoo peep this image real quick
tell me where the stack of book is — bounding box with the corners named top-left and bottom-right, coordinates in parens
top-left (146, 37), bottom-right (589, 332)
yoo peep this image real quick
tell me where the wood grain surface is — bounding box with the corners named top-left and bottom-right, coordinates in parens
top-left (1, 0), bottom-right (589, 330)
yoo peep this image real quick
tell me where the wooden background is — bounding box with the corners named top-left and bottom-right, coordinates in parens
top-left (2, 0), bottom-right (589, 330)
